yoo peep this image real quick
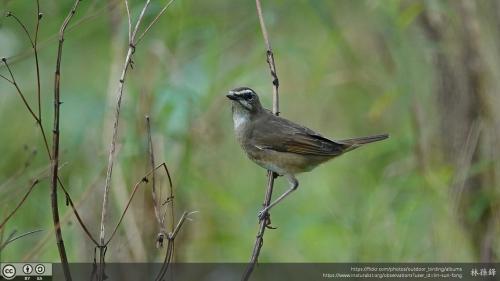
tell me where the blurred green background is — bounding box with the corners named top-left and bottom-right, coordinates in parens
top-left (0, 0), bottom-right (499, 263)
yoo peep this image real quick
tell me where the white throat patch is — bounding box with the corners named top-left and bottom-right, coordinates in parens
top-left (233, 111), bottom-right (250, 130)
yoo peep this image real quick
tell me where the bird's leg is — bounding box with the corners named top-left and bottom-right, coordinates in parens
top-left (258, 175), bottom-right (298, 221)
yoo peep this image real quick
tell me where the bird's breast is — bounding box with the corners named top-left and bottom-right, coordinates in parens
top-left (232, 111), bottom-right (252, 143)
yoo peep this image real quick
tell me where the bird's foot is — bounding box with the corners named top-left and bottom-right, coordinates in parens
top-left (257, 208), bottom-right (276, 229)
top-left (257, 208), bottom-right (269, 221)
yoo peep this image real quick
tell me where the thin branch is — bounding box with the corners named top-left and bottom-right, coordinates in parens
top-left (97, 39), bottom-right (133, 265)
top-left (99, 0), bottom-right (153, 247)
top-left (51, 1), bottom-right (82, 281)
top-left (0, 162), bottom-right (61, 227)
top-left (104, 163), bottom-right (170, 246)
top-left (0, 229), bottom-right (43, 251)
top-left (154, 236), bottom-right (175, 281)
top-left (255, 0), bottom-right (279, 115)
top-left (146, 116), bottom-right (165, 234)
top-left (243, 1), bottom-right (281, 280)
top-left (34, 0), bottom-right (43, 121)
top-left (58, 182), bottom-right (99, 246)
top-left (38, 127), bottom-right (52, 162)
top-left (124, 0), bottom-right (132, 42)
top-left (154, 211), bottom-right (191, 281)
top-left (1, 57), bottom-right (51, 161)
top-left (0, 229), bottom-right (14, 259)
top-left (98, 0), bottom-right (176, 260)
top-left (96, 2), bottom-right (177, 279)
top-left (2, 9), bottom-right (44, 121)
top-left (169, 211), bottom-right (192, 239)
top-left (1, 58), bottom-right (39, 121)
top-left (0, 73), bottom-right (13, 84)
top-left (135, 0), bottom-right (176, 45)
top-left (0, 0), bottom-right (112, 66)
top-left (146, 116), bottom-right (177, 251)
top-left (165, 148), bottom-right (175, 234)
top-left (242, 172), bottom-right (276, 281)
top-left (101, 160), bottom-right (184, 281)
top-left (34, 0), bottom-right (41, 48)
top-left (23, 171), bottom-right (104, 261)
top-left (32, 1), bottom-right (51, 158)
top-left (6, 12), bottom-right (35, 47)
top-left (0, 179), bottom-right (41, 230)
top-left (1, 2), bottom-right (89, 230)
top-left (1, 5), bottom-right (96, 256)
top-left (0, 147), bottom-right (37, 194)
top-left (131, 0), bottom-right (152, 40)
top-left (98, 2), bottom-right (155, 279)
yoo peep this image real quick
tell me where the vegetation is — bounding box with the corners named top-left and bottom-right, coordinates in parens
top-left (0, 0), bottom-right (498, 265)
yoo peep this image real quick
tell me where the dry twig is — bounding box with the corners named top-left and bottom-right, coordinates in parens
top-left (104, 163), bottom-right (170, 246)
top-left (145, 116), bottom-right (189, 280)
top-left (1, 3), bottom-right (83, 280)
top-left (97, 2), bottom-right (177, 276)
top-left (154, 211), bottom-right (194, 281)
top-left (3, 4), bottom-right (51, 158)
top-left (136, 0), bottom-right (176, 45)
top-left (242, 1), bottom-right (281, 280)
top-left (51, 1), bottom-right (82, 280)
top-left (146, 116), bottom-right (171, 247)
top-left (0, 0), bottom-right (112, 66)
top-left (0, 180), bottom-right (42, 230)
top-left (99, 0), bottom-right (172, 246)
top-left (0, 229), bottom-right (43, 251)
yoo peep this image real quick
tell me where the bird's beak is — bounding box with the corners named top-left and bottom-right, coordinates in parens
top-left (226, 93), bottom-right (239, 101)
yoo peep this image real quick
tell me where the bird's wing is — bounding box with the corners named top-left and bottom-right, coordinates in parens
top-left (250, 114), bottom-right (345, 156)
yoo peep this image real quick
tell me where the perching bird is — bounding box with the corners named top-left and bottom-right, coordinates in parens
top-left (226, 87), bottom-right (388, 220)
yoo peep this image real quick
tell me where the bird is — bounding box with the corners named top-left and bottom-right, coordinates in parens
top-left (226, 87), bottom-right (388, 220)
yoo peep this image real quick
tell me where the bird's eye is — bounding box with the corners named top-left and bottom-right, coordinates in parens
top-left (244, 93), bottom-right (253, 100)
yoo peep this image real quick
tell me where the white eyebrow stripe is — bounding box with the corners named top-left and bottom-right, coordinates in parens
top-left (234, 89), bottom-right (253, 95)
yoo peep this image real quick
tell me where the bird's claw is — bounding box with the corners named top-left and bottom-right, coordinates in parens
top-left (257, 209), bottom-right (268, 221)
top-left (258, 210), bottom-right (277, 229)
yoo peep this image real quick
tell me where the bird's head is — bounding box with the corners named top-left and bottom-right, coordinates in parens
top-left (226, 87), bottom-right (263, 114)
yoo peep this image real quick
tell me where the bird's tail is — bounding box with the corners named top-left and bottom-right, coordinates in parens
top-left (337, 133), bottom-right (389, 152)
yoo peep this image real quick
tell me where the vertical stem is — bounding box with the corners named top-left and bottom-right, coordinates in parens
top-left (243, 1), bottom-right (280, 280)
top-left (97, 1), bottom-right (153, 279)
top-left (99, 46), bottom-right (134, 246)
top-left (34, 0), bottom-right (42, 121)
top-left (255, 0), bottom-right (279, 115)
top-left (51, 1), bottom-right (81, 280)
top-left (242, 172), bottom-right (275, 281)
top-left (97, 46), bottom-right (133, 281)
top-left (99, 0), bottom-right (152, 247)
top-left (146, 116), bottom-right (164, 231)
top-left (33, 0), bottom-right (53, 171)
